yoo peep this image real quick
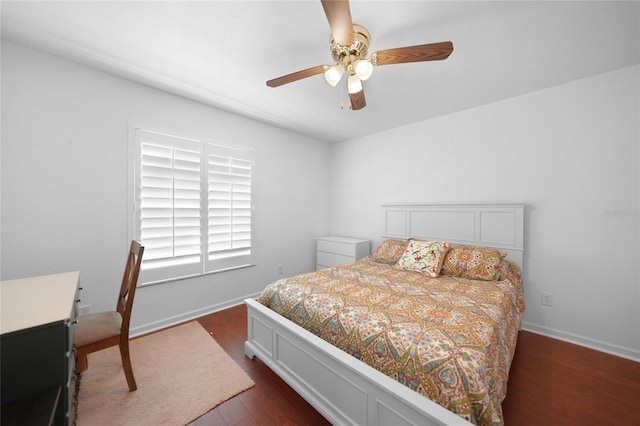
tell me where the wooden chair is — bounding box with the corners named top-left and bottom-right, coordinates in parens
top-left (74, 240), bottom-right (144, 391)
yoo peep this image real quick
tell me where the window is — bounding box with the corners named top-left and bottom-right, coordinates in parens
top-left (131, 128), bottom-right (254, 285)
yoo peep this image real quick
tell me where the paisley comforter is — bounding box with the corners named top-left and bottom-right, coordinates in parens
top-left (257, 257), bottom-right (524, 425)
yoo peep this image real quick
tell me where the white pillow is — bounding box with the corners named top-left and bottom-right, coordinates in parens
top-left (396, 239), bottom-right (450, 278)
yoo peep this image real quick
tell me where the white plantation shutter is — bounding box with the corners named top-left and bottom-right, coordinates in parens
top-left (207, 145), bottom-right (254, 270)
top-left (133, 128), bottom-right (254, 285)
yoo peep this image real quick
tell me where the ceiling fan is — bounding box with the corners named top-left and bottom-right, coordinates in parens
top-left (266, 0), bottom-right (454, 110)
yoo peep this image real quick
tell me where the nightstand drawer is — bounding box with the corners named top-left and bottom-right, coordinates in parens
top-left (315, 236), bottom-right (370, 271)
top-left (316, 251), bottom-right (354, 268)
top-left (317, 239), bottom-right (358, 257)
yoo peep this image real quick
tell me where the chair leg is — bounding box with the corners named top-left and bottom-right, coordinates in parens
top-left (119, 339), bottom-right (137, 391)
top-left (77, 353), bottom-right (88, 372)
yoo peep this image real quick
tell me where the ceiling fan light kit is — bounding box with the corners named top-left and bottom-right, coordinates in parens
top-left (324, 64), bottom-right (345, 86)
top-left (347, 74), bottom-right (363, 94)
top-left (353, 59), bottom-right (373, 81)
top-left (267, 0), bottom-right (454, 110)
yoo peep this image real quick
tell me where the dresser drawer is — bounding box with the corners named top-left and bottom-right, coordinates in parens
top-left (66, 347), bottom-right (75, 384)
top-left (66, 321), bottom-right (75, 353)
top-left (66, 285), bottom-right (79, 352)
top-left (66, 373), bottom-right (77, 423)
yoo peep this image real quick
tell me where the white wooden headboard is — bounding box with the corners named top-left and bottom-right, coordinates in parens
top-left (381, 203), bottom-right (525, 271)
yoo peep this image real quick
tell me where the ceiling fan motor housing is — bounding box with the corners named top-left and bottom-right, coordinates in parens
top-left (330, 24), bottom-right (370, 67)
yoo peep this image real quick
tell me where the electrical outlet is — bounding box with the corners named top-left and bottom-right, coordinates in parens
top-left (541, 292), bottom-right (553, 307)
top-left (277, 265), bottom-right (284, 275)
top-left (78, 304), bottom-right (91, 315)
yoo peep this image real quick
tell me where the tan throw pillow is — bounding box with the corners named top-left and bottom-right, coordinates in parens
top-left (441, 245), bottom-right (507, 281)
top-left (370, 239), bottom-right (408, 264)
top-left (396, 239), bottom-right (450, 277)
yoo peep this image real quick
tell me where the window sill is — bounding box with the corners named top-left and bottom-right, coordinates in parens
top-left (138, 263), bottom-right (256, 288)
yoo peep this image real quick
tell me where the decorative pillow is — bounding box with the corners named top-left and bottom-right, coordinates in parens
top-left (369, 239), bottom-right (408, 264)
top-left (440, 245), bottom-right (507, 281)
top-left (396, 239), bottom-right (450, 277)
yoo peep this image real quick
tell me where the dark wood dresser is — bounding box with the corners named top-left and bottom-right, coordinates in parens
top-left (1, 271), bottom-right (80, 425)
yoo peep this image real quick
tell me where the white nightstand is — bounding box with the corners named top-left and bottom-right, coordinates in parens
top-left (316, 236), bottom-right (370, 270)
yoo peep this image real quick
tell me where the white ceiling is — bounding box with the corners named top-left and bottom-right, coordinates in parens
top-left (2, 1), bottom-right (639, 143)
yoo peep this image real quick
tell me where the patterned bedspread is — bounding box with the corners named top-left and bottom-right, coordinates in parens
top-left (257, 257), bottom-right (524, 425)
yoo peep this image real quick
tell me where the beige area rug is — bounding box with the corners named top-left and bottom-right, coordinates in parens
top-left (76, 321), bottom-right (254, 425)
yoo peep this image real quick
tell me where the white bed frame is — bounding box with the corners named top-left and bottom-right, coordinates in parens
top-left (245, 203), bottom-right (525, 426)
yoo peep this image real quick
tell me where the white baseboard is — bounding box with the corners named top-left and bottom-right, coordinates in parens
top-left (130, 291), bottom-right (262, 337)
top-left (521, 321), bottom-right (640, 362)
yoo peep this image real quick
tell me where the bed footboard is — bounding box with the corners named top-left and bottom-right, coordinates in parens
top-left (244, 298), bottom-right (470, 426)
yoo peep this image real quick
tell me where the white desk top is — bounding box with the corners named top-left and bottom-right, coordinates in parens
top-left (1, 271), bottom-right (80, 335)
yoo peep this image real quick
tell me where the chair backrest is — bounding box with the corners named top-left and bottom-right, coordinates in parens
top-left (117, 240), bottom-right (144, 336)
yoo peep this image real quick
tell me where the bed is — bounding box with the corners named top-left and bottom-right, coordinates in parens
top-left (245, 203), bottom-right (525, 426)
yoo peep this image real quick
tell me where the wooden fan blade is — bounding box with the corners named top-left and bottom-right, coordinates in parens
top-left (371, 41), bottom-right (453, 66)
top-left (266, 65), bottom-right (327, 87)
top-left (321, 0), bottom-right (354, 46)
top-left (350, 89), bottom-right (366, 110)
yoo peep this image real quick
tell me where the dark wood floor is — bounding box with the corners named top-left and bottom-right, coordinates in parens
top-left (190, 304), bottom-right (640, 426)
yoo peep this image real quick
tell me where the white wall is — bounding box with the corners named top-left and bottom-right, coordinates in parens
top-left (1, 40), bottom-right (331, 334)
top-left (329, 65), bottom-right (640, 360)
